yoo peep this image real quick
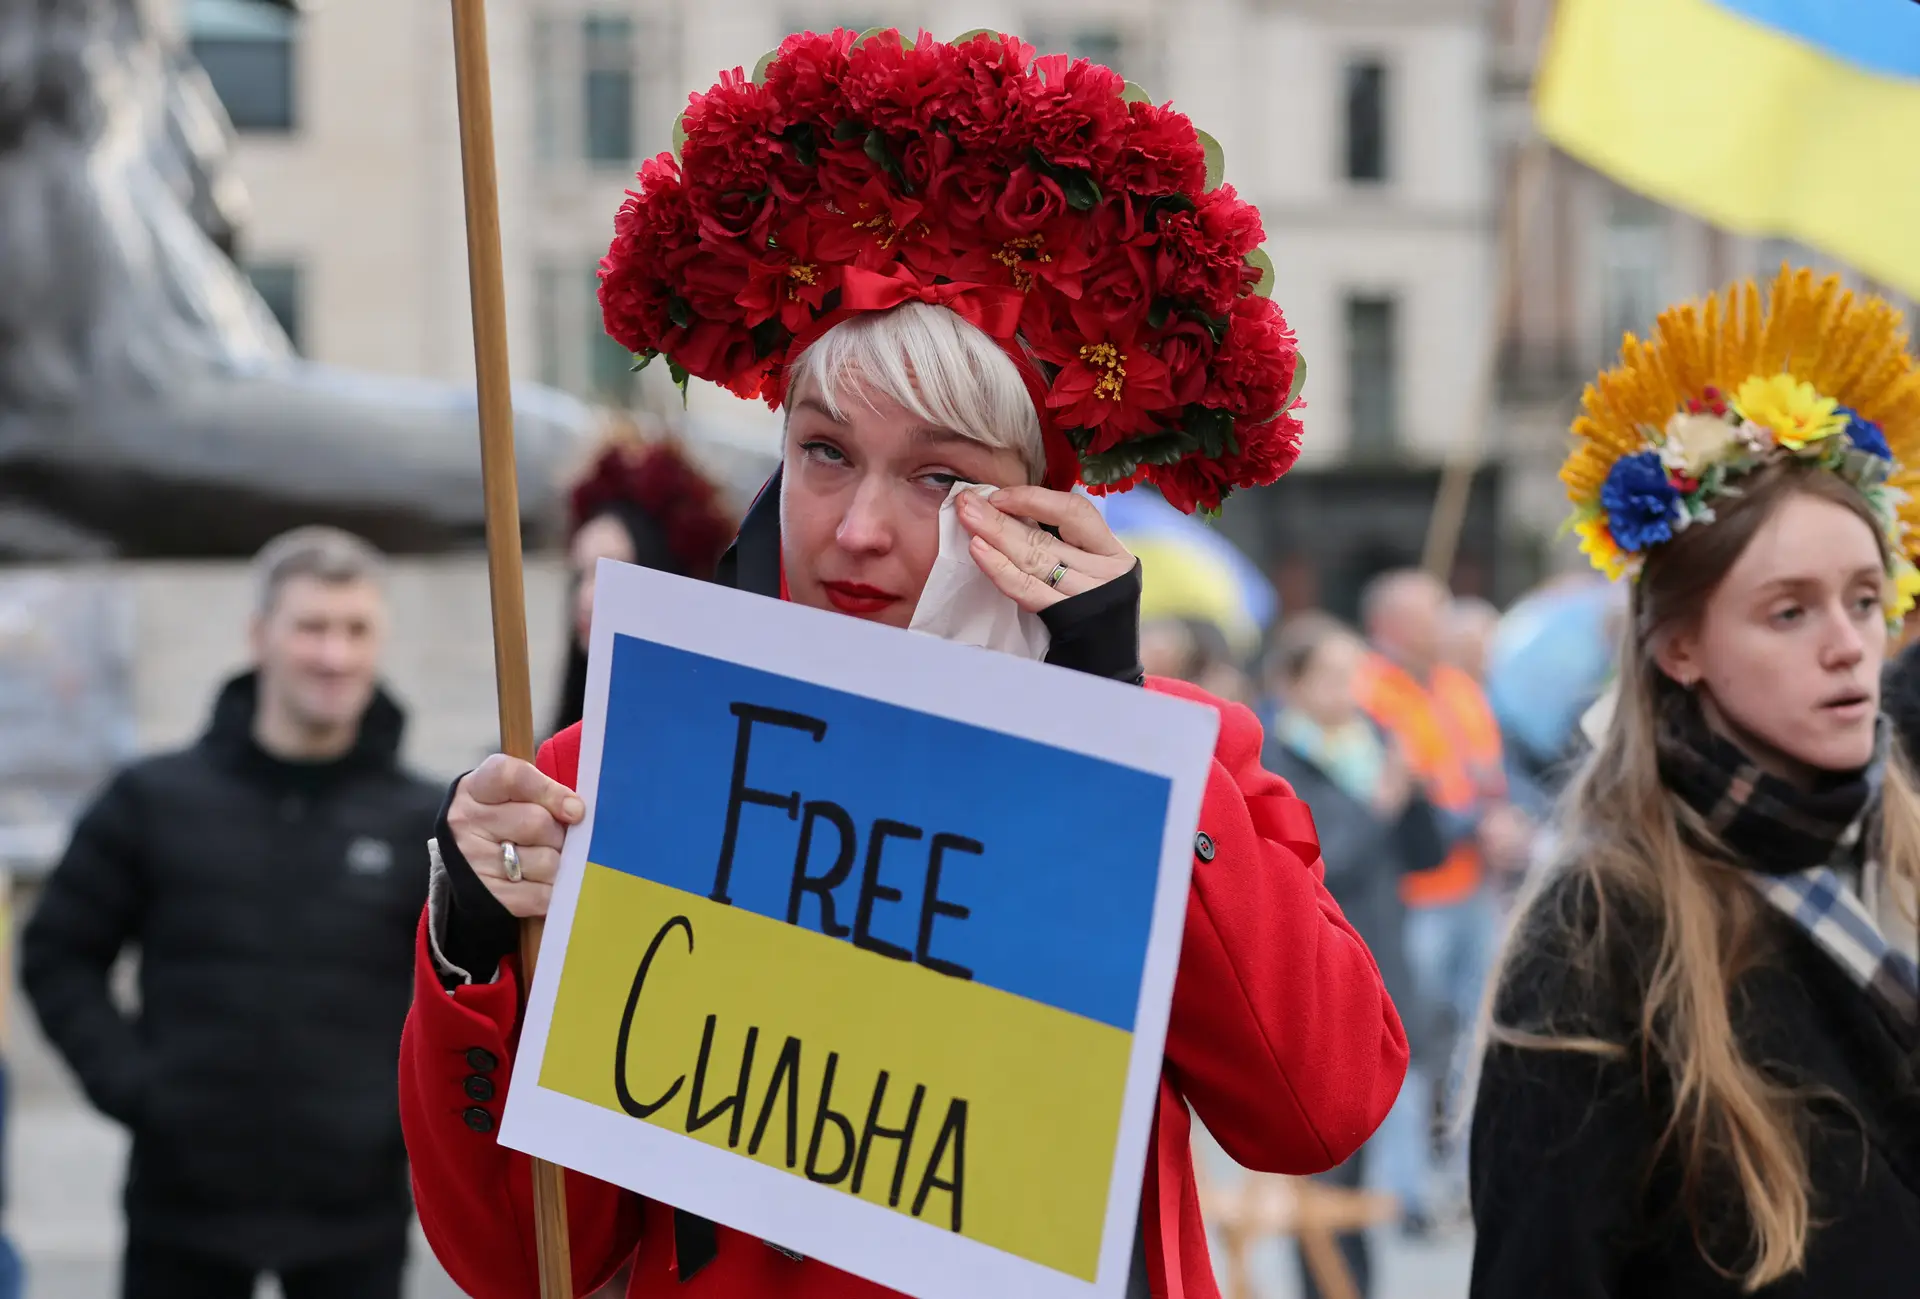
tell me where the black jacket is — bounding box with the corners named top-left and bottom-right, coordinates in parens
top-left (1470, 870), bottom-right (1920, 1298)
top-left (21, 673), bottom-right (440, 1268)
top-left (1261, 737), bottom-right (1443, 1067)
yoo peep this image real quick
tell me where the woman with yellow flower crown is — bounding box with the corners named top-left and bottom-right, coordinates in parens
top-left (1468, 268), bottom-right (1920, 1297)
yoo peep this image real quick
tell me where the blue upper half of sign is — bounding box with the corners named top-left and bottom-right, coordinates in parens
top-left (587, 634), bottom-right (1175, 1033)
top-left (1711, 0), bottom-right (1920, 80)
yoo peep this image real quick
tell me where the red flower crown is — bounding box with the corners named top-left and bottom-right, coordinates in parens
top-left (569, 436), bottom-right (737, 580)
top-left (598, 27), bottom-right (1306, 514)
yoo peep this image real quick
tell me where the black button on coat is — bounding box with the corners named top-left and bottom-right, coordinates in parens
top-left (21, 673), bottom-right (440, 1268)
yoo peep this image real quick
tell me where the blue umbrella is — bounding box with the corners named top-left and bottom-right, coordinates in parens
top-left (1485, 577), bottom-right (1626, 764)
top-left (1093, 490), bottom-right (1278, 646)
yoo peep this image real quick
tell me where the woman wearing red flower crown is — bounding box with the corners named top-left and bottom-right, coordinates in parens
top-left (552, 425), bottom-right (737, 736)
top-left (400, 29), bottom-right (1407, 1299)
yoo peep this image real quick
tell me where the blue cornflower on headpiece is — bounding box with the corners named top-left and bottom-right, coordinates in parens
top-left (1600, 451), bottom-right (1681, 552)
top-left (1836, 406), bottom-right (1892, 461)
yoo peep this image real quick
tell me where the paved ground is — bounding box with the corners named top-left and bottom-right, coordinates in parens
top-left (8, 919), bottom-right (1470, 1299)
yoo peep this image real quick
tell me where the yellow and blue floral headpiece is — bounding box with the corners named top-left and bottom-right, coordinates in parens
top-left (1566, 267), bottom-right (1920, 618)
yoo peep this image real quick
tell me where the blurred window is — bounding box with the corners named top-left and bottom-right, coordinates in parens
top-left (1346, 294), bottom-right (1399, 457)
top-left (586, 266), bottom-right (638, 403)
top-left (188, 0), bottom-right (297, 133)
top-left (1027, 23), bottom-right (1136, 81)
top-left (245, 262), bottom-right (302, 352)
top-left (583, 16), bottom-right (636, 165)
top-left (534, 261), bottom-right (635, 404)
top-left (1600, 192), bottom-right (1666, 358)
top-left (1344, 59), bottom-right (1388, 183)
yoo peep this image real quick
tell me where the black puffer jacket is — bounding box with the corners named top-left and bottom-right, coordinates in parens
top-left (22, 673), bottom-right (439, 1267)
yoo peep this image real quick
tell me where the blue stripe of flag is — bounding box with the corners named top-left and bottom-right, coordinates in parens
top-left (1711, 0), bottom-right (1920, 80)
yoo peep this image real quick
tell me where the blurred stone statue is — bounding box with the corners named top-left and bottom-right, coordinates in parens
top-left (0, 0), bottom-right (594, 558)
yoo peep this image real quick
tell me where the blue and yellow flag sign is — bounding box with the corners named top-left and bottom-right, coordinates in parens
top-left (501, 561), bottom-right (1220, 1299)
top-left (1538, 0), bottom-right (1920, 298)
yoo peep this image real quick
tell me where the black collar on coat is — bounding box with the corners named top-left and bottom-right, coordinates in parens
top-left (713, 467), bottom-right (782, 600)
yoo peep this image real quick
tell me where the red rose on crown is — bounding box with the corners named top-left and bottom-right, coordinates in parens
top-left (599, 27), bottom-right (1307, 512)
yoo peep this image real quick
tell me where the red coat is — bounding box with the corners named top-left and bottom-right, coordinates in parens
top-left (399, 679), bottom-right (1407, 1298)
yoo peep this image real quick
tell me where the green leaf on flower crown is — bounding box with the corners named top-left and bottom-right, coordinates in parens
top-left (1147, 299), bottom-right (1173, 331)
top-left (1246, 248), bottom-right (1275, 298)
top-left (1183, 405), bottom-right (1238, 460)
top-left (1060, 169), bottom-right (1103, 212)
top-left (1185, 308), bottom-right (1230, 345)
top-left (952, 28), bottom-right (998, 43)
top-left (667, 296), bottom-right (693, 329)
top-left (1121, 81), bottom-right (1153, 105)
top-left (1286, 351), bottom-right (1308, 406)
top-left (833, 119), bottom-right (865, 143)
top-left (1842, 447), bottom-right (1893, 490)
top-left (630, 351), bottom-right (657, 374)
top-left (783, 123), bottom-right (819, 166)
top-left (864, 130), bottom-right (912, 193)
top-left (1196, 129), bottom-right (1225, 191)
top-left (668, 360), bottom-right (691, 408)
top-left (1078, 426), bottom-right (1205, 486)
top-left (672, 113), bottom-right (688, 157)
top-left (752, 48), bottom-right (780, 84)
top-left (750, 318), bottom-right (791, 359)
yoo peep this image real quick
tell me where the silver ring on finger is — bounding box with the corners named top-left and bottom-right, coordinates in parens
top-left (1045, 561), bottom-right (1070, 589)
top-left (501, 842), bottom-right (522, 883)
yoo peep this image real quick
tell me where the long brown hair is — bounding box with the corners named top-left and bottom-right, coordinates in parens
top-left (1486, 460), bottom-right (1920, 1289)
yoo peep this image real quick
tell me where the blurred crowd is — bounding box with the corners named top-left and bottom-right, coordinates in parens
top-left (4, 419), bottom-right (1618, 1299)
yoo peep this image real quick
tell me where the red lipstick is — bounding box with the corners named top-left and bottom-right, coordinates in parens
top-left (822, 582), bottom-right (899, 615)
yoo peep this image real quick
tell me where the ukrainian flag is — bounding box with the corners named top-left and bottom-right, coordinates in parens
top-left (1537, 0), bottom-right (1920, 296)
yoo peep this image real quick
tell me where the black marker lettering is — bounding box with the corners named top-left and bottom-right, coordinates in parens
top-left (713, 704), bottom-right (827, 905)
top-left (853, 819), bottom-right (921, 961)
top-left (613, 915), bottom-right (694, 1119)
top-left (911, 1098), bottom-right (968, 1232)
top-left (804, 1051), bottom-right (856, 1185)
top-left (748, 1035), bottom-right (804, 1168)
top-left (685, 1016), bottom-right (758, 1149)
top-left (851, 1070), bottom-right (927, 1208)
top-left (916, 833), bottom-right (979, 980)
top-left (786, 800), bottom-right (855, 935)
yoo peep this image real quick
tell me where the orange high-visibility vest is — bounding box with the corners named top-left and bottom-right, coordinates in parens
top-left (1354, 653), bottom-right (1505, 907)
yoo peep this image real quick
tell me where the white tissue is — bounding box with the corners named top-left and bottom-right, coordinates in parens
top-left (907, 483), bottom-right (1051, 663)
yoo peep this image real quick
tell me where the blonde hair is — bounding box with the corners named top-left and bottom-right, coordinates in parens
top-left (1486, 461), bottom-right (1920, 1290)
top-left (252, 526), bottom-right (385, 617)
top-left (784, 302), bottom-right (1046, 483)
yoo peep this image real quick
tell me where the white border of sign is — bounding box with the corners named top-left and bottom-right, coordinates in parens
top-left (501, 559), bottom-right (1221, 1299)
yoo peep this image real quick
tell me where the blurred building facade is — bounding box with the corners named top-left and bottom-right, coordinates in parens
top-left (154, 0), bottom-right (1497, 459)
top-left (1489, 0), bottom-right (1920, 562)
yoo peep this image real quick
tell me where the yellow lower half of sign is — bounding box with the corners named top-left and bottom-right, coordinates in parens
top-left (540, 864), bottom-right (1133, 1281)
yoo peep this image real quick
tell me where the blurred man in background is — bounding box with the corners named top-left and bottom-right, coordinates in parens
top-left (1443, 595), bottom-right (1501, 685)
top-left (22, 527), bottom-right (438, 1299)
top-left (1355, 569), bottom-right (1529, 1234)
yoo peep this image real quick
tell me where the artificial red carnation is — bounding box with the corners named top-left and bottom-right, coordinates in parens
top-left (1116, 100), bottom-right (1206, 197)
top-left (842, 30), bottom-right (971, 135)
top-left (1204, 296), bottom-right (1300, 422)
top-left (764, 28), bottom-right (856, 128)
top-left (677, 69), bottom-right (778, 198)
top-left (599, 155), bottom-right (697, 354)
top-left (1021, 54), bottom-right (1130, 173)
top-left (674, 319), bottom-right (763, 385)
top-left (1155, 183), bottom-right (1264, 314)
top-left (943, 32), bottom-right (1035, 157)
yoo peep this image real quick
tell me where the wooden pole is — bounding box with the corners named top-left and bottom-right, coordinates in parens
top-left (1421, 134), bottom-right (1548, 580)
top-left (447, 2), bottom-right (573, 1294)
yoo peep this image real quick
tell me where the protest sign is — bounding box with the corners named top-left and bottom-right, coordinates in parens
top-left (501, 559), bottom-right (1220, 1299)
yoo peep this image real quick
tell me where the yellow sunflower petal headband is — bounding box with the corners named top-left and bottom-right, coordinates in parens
top-left (1565, 266), bottom-right (1920, 618)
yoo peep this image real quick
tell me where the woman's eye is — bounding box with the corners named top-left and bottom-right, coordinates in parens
top-left (801, 440), bottom-right (848, 466)
top-left (1854, 591), bottom-right (1885, 616)
top-left (920, 471), bottom-right (961, 491)
top-left (1769, 605), bottom-right (1805, 628)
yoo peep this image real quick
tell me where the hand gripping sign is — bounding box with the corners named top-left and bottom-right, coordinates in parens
top-left (501, 559), bottom-right (1220, 1299)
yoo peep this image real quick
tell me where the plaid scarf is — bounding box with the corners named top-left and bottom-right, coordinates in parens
top-left (1658, 695), bottom-right (1919, 1045)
